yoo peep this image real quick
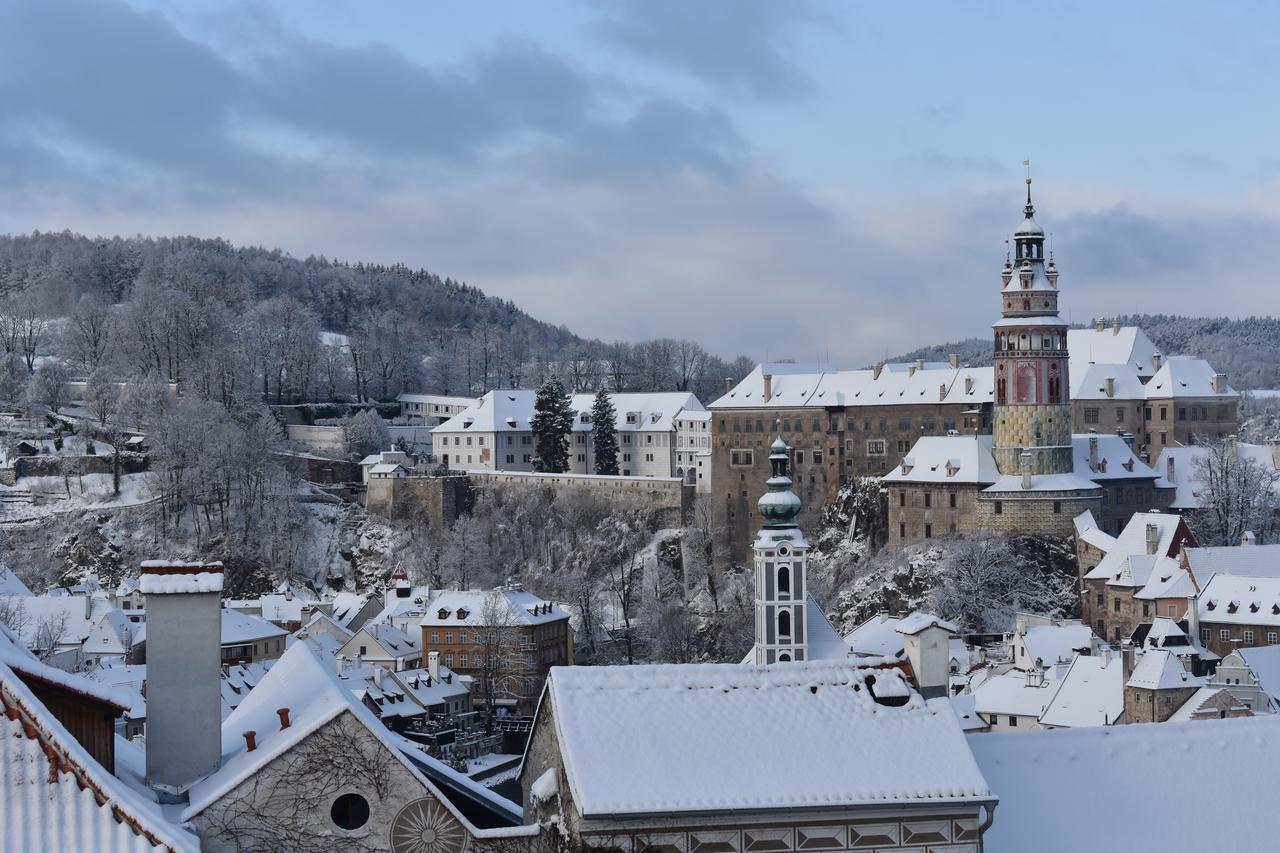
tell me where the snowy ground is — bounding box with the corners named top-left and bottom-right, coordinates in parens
top-left (0, 436), bottom-right (113, 466)
top-left (0, 473), bottom-right (153, 518)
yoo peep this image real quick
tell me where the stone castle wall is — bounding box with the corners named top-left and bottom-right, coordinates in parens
top-left (975, 489), bottom-right (1102, 538)
top-left (993, 402), bottom-right (1073, 475)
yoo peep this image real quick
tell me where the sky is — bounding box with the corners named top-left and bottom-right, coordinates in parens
top-left (2, 0), bottom-right (1278, 366)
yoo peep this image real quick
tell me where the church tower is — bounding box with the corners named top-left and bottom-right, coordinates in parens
top-left (992, 176), bottom-right (1073, 476)
top-left (753, 437), bottom-right (808, 664)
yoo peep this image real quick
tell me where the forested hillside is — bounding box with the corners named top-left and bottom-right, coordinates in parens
top-left (887, 314), bottom-right (1280, 389)
top-left (0, 230), bottom-right (752, 403)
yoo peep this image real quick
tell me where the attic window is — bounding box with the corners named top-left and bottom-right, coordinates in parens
top-left (1227, 602), bottom-right (1239, 614)
top-left (1206, 600), bottom-right (1216, 611)
top-left (1250, 603), bottom-right (1260, 613)
top-left (437, 608), bottom-right (449, 619)
top-left (456, 608), bottom-right (469, 620)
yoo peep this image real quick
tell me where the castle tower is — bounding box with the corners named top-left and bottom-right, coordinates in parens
top-left (753, 437), bottom-right (808, 664)
top-left (992, 176), bottom-right (1073, 475)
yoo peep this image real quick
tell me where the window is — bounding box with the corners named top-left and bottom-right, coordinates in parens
top-left (331, 794), bottom-right (370, 831)
top-left (1096, 593), bottom-right (1104, 606)
top-left (1244, 630), bottom-right (1255, 644)
top-left (867, 440), bottom-right (886, 455)
top-left (899, 492), bottom-right (905, 507)
top-left (445, 632), bottom-right (453, 644)
top-left (1220, 629), bottom-right (1230, 642)
top-left (777, 566), bottom-right (790, 598)
top-left (1269, 632), bottom-right (1277, 644)
top-left (645, 453), bottom-right (654, 462)
top-left (1142, 602), bottom-right (1150, 617)
top-left (458, 631), bottom-right (467, 643)
top-left (778, 610), bottom-right (792, 639)
top-left (1160, 406), bottom-right (1168, 421)
top-left (1201, 627), bottom-right (1210, 644)
top-left (813, 450), bottom-right (823, 464)
top-left (1084, 408), bottom-right (1100, 425)
top-left (1113, 599), bottom-right (1121, 613)
top-left (460, 653), bottom-right (468, 667)
top-left (924, 493), bottom-right (932, 508)
top-left (505, 454), bottom-right (515, 464)
top-left (897, 439), bottom-right (911, 453)
top-left (795, 451), bottom-right (804, 465)
top-left (949, 493), bottom-right (957, 508)
top-left (359, 645), bottom-right (367, 655)
top-left (898, 417), bottom-right (911, 431)
top-left (994, 501), bottom-right (1003, 515)
top-left (1053, 501), bottom-right (1061, 514)
top-left (899, 522), bottom-right (906, 539)
top-left (1115, 407), bottom-right (1125, 423)
top-left (1009, 716), bottom-right (1018, 727)
top-left (730, 449), bottom-right (754, 466)
top-left (522, 454), bottom-right (531, 463)
top-left (924, 524), bottom-right (932, 538)
top-left (430, 632), bottom-right (439, 643)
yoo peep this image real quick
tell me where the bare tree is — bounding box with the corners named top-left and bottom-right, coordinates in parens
top-left (30, 611), bottom-right (70, 662)
top-left (1190, 436), bottom-right (1280, 545)
top-left (0, 596), bottom-right (31, 641)
top-left (472, 590), bottom-right (534, 727)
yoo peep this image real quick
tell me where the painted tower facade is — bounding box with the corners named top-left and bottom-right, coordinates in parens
top-left (992, 178), bottom-right (1073, 476)
top-left (753, 438), bottom-right (808, 664)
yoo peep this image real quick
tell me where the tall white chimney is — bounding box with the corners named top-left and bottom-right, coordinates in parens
top-left (1020, 451), bottom-right (1033, 490)
top-left (1146, 523), bottom-right (1160, 555)
top-left (428, 650), bottom-right (440, 681)
top-left (762, 372), bottom-right (773, 400)
top-left (141, 560), bottom-right (223, 800)
top-left (1088, 435), bottom-right (1099, 471)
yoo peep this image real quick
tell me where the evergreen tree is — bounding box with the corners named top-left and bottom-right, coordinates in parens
top-left (531, 377), bottom-right (573, 473)
top-left (590, 386), bottom-right (619, 475)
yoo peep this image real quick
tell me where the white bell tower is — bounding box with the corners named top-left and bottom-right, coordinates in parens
top-left (753, 437), bottom-right (809, 664)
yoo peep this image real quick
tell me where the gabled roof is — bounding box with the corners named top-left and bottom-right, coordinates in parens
top-left (881, 435), bottom-right (998, 485)
top-left (0, 638), bottom-right (198, 852)
top-left (1197, 574), bottom-right (1280, 627)
top-left (1069, 362), bottom-right (1148, 401)
top-left (219, 608), bottom-right (287, 645)
top-left (346, 621), bottom-right (420, 660)
top-left (1071, 433), bottom-right (1166, 484)
top-left (972, 668), bottom-right (1063, 718)
top-left (0, 567), bottom-right (33, 596)
top-left (1020, 624), bottom-right (1096, 666)
top-left (1146, 356), bottom-right (1236, 399)
top-left (544, 661), bottom-right (992, 817)
top-left (1073, 510), bottom-right (1117, 552)
top-left (1083, 512), bottom-right (1189, 581)
top-left (1237, 645), bottom-right (1280, 700)
top-left (1067, 326), bottom-right (1160, 382)
top-left (1135, 565), bottom-right (1197, 600)
top-left (420, 590), bottom-right (568, 627)
top-left (710, 362), bottom-right (993, 410)
top-left (1038, 652), bottom-right (1125, 728)
top-left (970, 716), bottom-right (1280, 853)
top-left (1160, 443), bottom-right (1279, 510)
top-left (1127, 649), bottom-right (1203, 690)
top-left (1167, 686), bottom-right (1251, 722)
top-left (842, 613), bottom-right (906, 658)
top-left (1182, 543), bottom-right (1280, 580)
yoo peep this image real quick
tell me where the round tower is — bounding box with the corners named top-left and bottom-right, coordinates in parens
top-left (992, 177), bottom-right (1073, 475)
top-left (752, 437), bottom-right (808, 664)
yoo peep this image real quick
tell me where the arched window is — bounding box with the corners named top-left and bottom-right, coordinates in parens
top-left (777, 566), bottom-right (791, 598)
top-left (778, 653), bottom-right (791, 662)
top-left (778, 609), bottom-right (792, 639)
top-left (1022, 298), bottom-right (1031, 311)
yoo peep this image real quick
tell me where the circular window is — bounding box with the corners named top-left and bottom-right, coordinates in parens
top-left (331, 793), bottom-right (370, 831)
top-left (778, 545), bottom-right (789, 556)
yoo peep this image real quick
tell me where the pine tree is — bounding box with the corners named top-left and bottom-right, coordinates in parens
top-left (531, 377), bottom-right (573, 473)
top-left (590, 386), bottom-right (619, 475)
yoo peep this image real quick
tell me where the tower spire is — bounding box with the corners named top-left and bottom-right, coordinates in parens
top-left (1023, 159), bottom-right (1034, 216)
top-left (752, 436), bottom-right (808, 664)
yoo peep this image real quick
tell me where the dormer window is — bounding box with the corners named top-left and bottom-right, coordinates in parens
top-left (456, 608), bottom-right (469, 620)
top-left (437, 608), bottom-right (449, 619)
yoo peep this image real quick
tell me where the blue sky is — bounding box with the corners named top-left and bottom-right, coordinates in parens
top-left (1, 0), bottom-right (1277, 364)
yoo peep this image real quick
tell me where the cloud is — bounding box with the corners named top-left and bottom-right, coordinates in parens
top-left (596, 0), bottom-right (823, 101)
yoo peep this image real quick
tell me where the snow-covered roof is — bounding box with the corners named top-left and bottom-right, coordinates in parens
top-left (982, 471), bottom-right (1102, 494)
top-left (399, 665), bottom-right (471, 707)
top-left (1166, 686), bottom-right (1250, 722)
top-left (219, 608), bottom-right (287, 645)
top-left (1237, 645), bottom-right (1280, 700)
top-left (328, 591), bottom-right (372, 629)
top-left (1070, 433), bottom-right (1165, 483)
top-left (738, 595), bottom-right (852, 664)
top-left (1135, 564), bottom-right (1197, 600)
top-left (1082, 512), bottom-right (1188, 581)
top-left (0, 623), bottom-right (131, 711)
top-left (220, 661), bottom-right (274, 720)
top-left (1020, 624), bottom-right (1095, 667)
top-left (139, 572), bottom-right (222, 595)
top-left (185, 642), bottom-right (515, 836)
top-left (369, 462), bottom-right (406, 475)
top-left (396, 393), bottom-right (478, 408)
top-left (346, 621), bottom-right (420, 660)
top-left (1146, 355), bottom-right (1237, 399)
top-left (842, 613), bottom-right (906, 658)
top-left (1072, 510), bottom-right (1116, 552)
top-left (1182, 543), bottom-right (1280, 581)
top-left (896, 612), bottom-right (959, 636)
top-left (710, 362), bottom-right (993, 410)
top-left (970, 716), bottom-right (1280, 853)
top-left (0, 567), bottom-right (33, 597)
top-left (1068, 361), bottom-right (1147, 401)
top-left (1067, 326), bottom-right (1160, 382)
top-left (1197, 574), bottom-right (1280, 627)
top-left (1127, 649), bottom-right (1203, 690)
top-left (544, 661), bottom-right (992, 817)
top-left (971, 667), bottom-right (1063, 719)
top-left (1038, 652), bottom-right (1124, 728)
top-left (433, 390), bottom-right (703, 434)
top-left (1160, 443), bottom-right (1280, 510)
top-left (1143, 617), bottom-right (1190, 647)
top-left (226, 593), bottom-right (321, 626)
top-left (881, 435), bottom-right (998, 485)
top-left (420, 590), bottom-right (568, 627)
top-left (2, 593), bottom-right (130, 652)
top-left (999, 260), bottom-right (1056, 293)
top-left (0, 637), bottom-right (198, 852)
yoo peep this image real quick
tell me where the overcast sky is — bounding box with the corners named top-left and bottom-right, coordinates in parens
top-left (2, 0), bottom-right (1278, 365)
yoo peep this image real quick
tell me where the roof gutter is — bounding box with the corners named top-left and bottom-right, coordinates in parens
top-left (584, 796), bottom-right (1000, 823)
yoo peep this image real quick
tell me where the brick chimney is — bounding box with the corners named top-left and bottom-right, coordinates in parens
top-left (949, 353), bottom-right (959, 369)
top-left (1104, 377), bottom-right (1115, 398)
top-left (939, 384), bottom-right (947, 402)
top-left (1152, 352), bottom-right (1162, 371)
top-left (762, 372), bottom-right (773, 400)
top-left (723, 377), bottom-right (733, 393)
top-left (1146, 523), bottom-right (1159, 555)
top-left (141, 560), bottom-right (224, 800)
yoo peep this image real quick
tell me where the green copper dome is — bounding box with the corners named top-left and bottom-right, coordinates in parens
top-left (758, 437), bottom-right (802, 527)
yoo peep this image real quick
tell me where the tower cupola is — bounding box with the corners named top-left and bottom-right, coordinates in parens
top-left (757, 437), bottom-right (801, 529)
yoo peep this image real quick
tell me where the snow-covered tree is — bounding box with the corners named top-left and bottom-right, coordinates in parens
top-left (1189, 437), bottom-right (1280, 545)
top-left (343, 408), bottom-right (391, 458)
top-left (25, 359), bottom-right (68, 414)
top-left (530, 377), bottom-right (573, 473)
top-left (589, 387), bottom-right (618, 475)
top-left (84, 367), bottom-right (118, 424)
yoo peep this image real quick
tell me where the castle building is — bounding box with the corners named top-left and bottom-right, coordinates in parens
top-left (753, 438), bottom-right (809, 664)
top-left (884, 180), bottom-right (1175, 545)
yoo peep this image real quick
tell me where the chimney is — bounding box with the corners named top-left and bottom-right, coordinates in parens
top-left (84, 592), bottom-right (93, 621)
top-left (243, 731), bottom-right (257, 752)
top-left (1099, 647), bottom-right (1111, 668)
top-left (1095, 318), bottom-right (1105, 332)
top-left (373, 667), bottom-right (383, 688)
top-left (1166, 454), bottom-right (1175, 482)
top-left (762, 372), bottom-right (773, 400)
top-left (1112, 318), bottom-right (1121, 336)
top-left (428, 650), bottom-right (440, 681)
top-left (872, 363), bottom-right (884, 380)
top-left (1121, 644), bottom-right (1136, 682)
top-left (939, 384), bottom-right (947, 402)
top-left (1146, 523), bottom-right (1159, 555)
top-left (1213, 373), bottom-right (1227, 393)
top-left (1020, 451), bottom-right (1033, 490)
top-left (1088, 435), bottom-right (1099, 471)
top-left (949, 353), bottom-right (959, 369)
top-left (916, 358), bottom-right (925, 372)
top-left (1104, 377), bottom-right (1115, 398)
top-left (277, 708), bottom-right (291, 730)
top-left (336, 654), bottom-right (344, 677)
top-left (1152, 352), bottom-right (1162, 371)
top-left (1242, 530), bottom-right (1256, 546)
top-left (723, 377), bottom-right (733, 393)
top-left (140, 560), bottom-right (224, 799)
top-left (964, 376), bottom-right (974, 394)
top-left (902, 619), bottom-right (954, 699)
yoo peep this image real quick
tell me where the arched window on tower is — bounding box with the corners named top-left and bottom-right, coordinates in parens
top-left (777, 566), bottom-right (791, 599)
top-left (1022, 298), bottom-right (1031, 311)
top-left (778, 610), bottom-right (792, 640)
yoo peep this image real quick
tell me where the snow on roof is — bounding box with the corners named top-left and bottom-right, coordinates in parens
top-left (1197, 574), bottom-right (1280, 627)
top-left (220, 661), bottom-right (274, 720)
top-left (139, 572), bottom-right (222, 595)
top-left (369, 462), bottom-right (406, 475)
top-left (842, 613), bottom-right (906, 658)
top-left (1135, 565), bottom-right (1197, 600)
top-left (1070, 433), bottom-right (1163, 482)
top-left (973, 668), bottom-right (1063, 719)
top-left (396, 393), bottom-right (477, 407)
top-left (0, 623), bottom-right (132, 711)
top-left (1067, 361), bottom-right (1147, 400)
top-left (420, 590), bottom-right (568, 627)
top-left (399, 665), bottom-right (471, 707)
top-left (1020, 624), bottom-right (1096, 667)
top-left (896, 612), bottom-right (959, 636)
top-left (2, 593), bottom-right (130, 651)
top-left (1160, 443), bottom-right (1280, 510)
top-left (971, 716), bottom-right (1280, 853)
top-left (711, 363), bottom-right (993, 410)
top-left (0, 567), bottom-right (33, 597)
top-left (545, 661), bottom-right (992, 817)
top-left (983, 470), bottom-right (1103, 494)
top-left (1072, 509), bottom-right (1116, 552)
top-left (881, 435), bottom-right (998, 485)
top-left (433, 390), bottom-right (703, 434)
top-left (1144, 617), bottom-right (1189, 646)
top-left (0, 653), bottom-right (198, 852)
top-left (948, 693), bottom-right (987, 732)
top-left (1237, 645), bottom-right (1280, 700)
top-left (1166, 686), bottom-right (1249, 722)
top-left (1067, 326), bottom-right (1160, 380)
top-left (219, 608), bottom-right (288, 645)
top-left (1146, 356), bottom-right (1237, 399)
top-left (1038, 653), bottom-right (1124, 728)
top-left (185, 642), bottom-right (512, 836)
top-left (1182, 543), bottom-right (1280, 581)
top-left (348, 621), bottom-right (420, 659)
top-left (328, 591), bottom-right (371, 628)
top-left (1082, 512), bottom-right (1187, 581)
top-left (1127, 649), bottom-right (1203, 690)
